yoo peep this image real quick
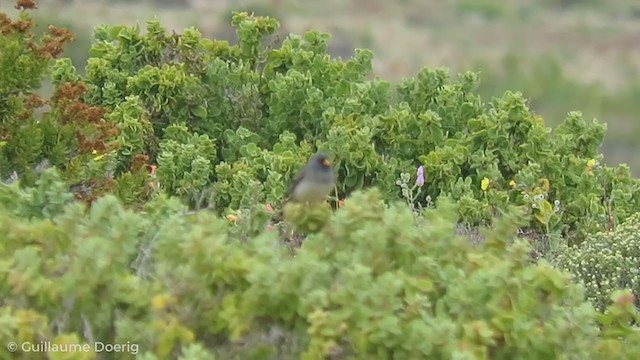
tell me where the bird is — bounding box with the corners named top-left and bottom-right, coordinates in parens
top-left (285, 152), bottom-right (336, 204)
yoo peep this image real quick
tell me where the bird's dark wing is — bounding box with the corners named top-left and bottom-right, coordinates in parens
top-left (285, 166), bottom-right (307, 200)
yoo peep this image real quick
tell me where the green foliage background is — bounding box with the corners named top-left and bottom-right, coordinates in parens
top-left (12, 0), bottom-right (640, 176)
top-left (1, 2), bottom-right (640, 359)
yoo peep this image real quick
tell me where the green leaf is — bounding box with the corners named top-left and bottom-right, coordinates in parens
top-left (191, 105), bottom-right (208, 119)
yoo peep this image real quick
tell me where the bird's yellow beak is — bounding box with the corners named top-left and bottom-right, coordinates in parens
top-left (322, 158), bottom-right (332, 167)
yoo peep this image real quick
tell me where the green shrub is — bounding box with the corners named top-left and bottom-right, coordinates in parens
top-left (553, 213), bottom-right (640, 312)
top-left (3, 3), bottom-right (639, 244)
top-left (0, 3), bottom-right (156, 208)
top-left (59, 14), bottom-right (640, 241)
top-left (2, 170), bottom-right (640, 359)
top-left (0, 3), bottom-right (76, 185)
top-left (473, 52), bottom-right (640, 154)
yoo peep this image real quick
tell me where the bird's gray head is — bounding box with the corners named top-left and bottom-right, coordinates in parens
top-left (309, 152), bottom-right (333, 171)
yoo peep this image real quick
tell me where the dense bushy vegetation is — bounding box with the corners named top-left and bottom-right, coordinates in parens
top-left (1, 1), bottom-right (640, 358)
top-left (2, 172), bottom-right (640, 359)
top-left (553, 213), bottom-right (640, 312)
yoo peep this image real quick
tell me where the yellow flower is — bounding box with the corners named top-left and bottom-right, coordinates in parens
top-left (587, 159), bottom-right (596, 167)
top-left (508, 180), bottom-right (516, 188)
top-left (151, 294), bottom-right (174, 311)
top-left (91, 149), bottom-right (105, 161)
top-left (481, 177), bottom-right (490, 191)
top-left (226, 214), bottom-right (238, 223)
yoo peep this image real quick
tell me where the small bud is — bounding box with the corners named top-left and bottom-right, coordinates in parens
top-left (416, 165), bottom-right (425, 187)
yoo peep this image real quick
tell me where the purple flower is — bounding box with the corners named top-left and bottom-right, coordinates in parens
top-left (416, 165), bottom-right (425, 187)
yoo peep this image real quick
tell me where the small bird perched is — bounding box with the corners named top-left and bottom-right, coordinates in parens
top-left (285, 152), bottom-right (336, 204)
